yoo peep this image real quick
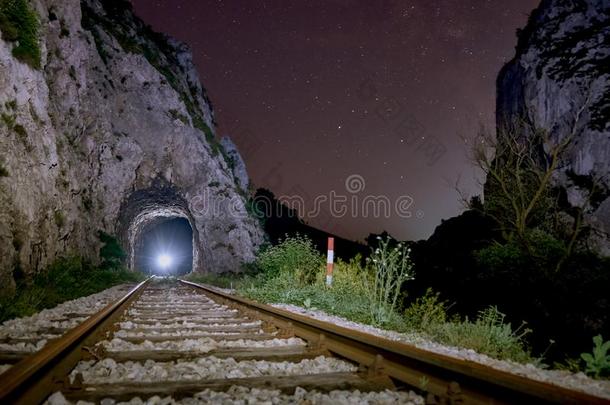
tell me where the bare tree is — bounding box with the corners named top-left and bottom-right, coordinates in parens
top-left (469, 91), bottom-right (596, 271)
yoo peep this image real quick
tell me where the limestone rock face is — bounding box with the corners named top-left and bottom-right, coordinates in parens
top-left (220, 136), bottom-right (250, 191)
top-left (496, 0), bottom-right (610, 254)
top-left (0, 0), bottom-right (264, 293)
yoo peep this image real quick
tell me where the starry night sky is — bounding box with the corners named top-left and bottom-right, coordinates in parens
top-left (131, 0), bottom-right (539, 242)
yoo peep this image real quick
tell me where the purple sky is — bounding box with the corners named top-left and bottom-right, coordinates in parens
top-left (132, 0), bottom-right (539, 241)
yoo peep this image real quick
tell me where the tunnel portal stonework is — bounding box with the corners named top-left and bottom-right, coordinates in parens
top-left (0, 0), bottom-right (264, 294)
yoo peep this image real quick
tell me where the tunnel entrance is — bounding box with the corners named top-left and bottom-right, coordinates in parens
top-left (117, 182), bottom-right (203, 274)
top-left (134, 217), bottom-right (194, 275)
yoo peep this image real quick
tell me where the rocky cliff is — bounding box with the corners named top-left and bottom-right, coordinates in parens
top-left (0, 0), bottom-right (264, 294)
top-left (497, 0), bottom-right (609, 253)
top-left (220, 136), bottom-right (250, 191)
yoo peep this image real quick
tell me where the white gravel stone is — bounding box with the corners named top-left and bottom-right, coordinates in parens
top-left (121, 317), bottom-right (248, 325)
top-left (117, 320), bottom-right (261, 330)
top-left (47, 386), bottom-right (424, 404)
top-left (0, 318), bottom-right (87, 334)
top-left (100, 337), bottom-right (306, 352)
top-left (271, 303), bottom-right (610, 399)
top-left (0, 285), bottom-right (134, 353)
top-left (0, 339), bottom-right (48, 353)
top-left (113, 329), bottom-right (262, 338)
top-left (127, 308), bottom-right (238, 316)
top-left (70, 355), bottom-right (356, 384)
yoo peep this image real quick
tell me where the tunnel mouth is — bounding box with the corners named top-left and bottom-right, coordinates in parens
top-left (134, 217), bottom-right (193, 276)
top-left (118, 182), bottom-right (203, 275)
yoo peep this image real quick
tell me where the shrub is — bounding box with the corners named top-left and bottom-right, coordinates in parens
top-left (236, 247), bottom-right (387, 326)
top-left (0, 163), bottom-right (8, 177)
top-left (330, 255), bottom-right (368, 295)
top-left (255, 235), bottom-right (323, 285)
top-left (581, 335), bottom-right (610, 379)
top-left (99, 231), bottom-right (127, 269)
top-left (429, 306), bottom-right (533, 363)
top-left (476, 229), bottom-right (567, 280)
top-left (365, 236), bottom-right (414, 325)
top-left (404, 288), bottom-right (449, 331)
top-left (0, 4), bottom-right (18, 41)
top-left (0, 0), bottom-right (41, 68)
top-left (0, 256), bottom-right (143, 322)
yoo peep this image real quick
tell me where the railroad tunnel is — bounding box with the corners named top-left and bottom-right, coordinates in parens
top-left (117, 183), bottom-right (203, 275)
top-left (134, 217), bottom-right (193, 275)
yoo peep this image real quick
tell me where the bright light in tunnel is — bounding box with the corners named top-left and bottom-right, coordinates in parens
top-left (157, 254), bottom-right (172, 269)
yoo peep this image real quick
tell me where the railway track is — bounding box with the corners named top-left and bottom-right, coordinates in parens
top-left (0, 278), bottom-right (607, 404)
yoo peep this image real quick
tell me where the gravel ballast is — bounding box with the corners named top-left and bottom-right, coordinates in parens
top-left (113, 329), bottom-right (263, 338)
top-left (47, 386), bottom-right (425, 404)
top-left (118, 320), bottom-right (262, 330)
top-left (0, 284), bottom-right (134, 357)
top-left (270, 303), bottom-right (610, 399)
top-left (100, 337), bottom-right (306, 352)
top-left (70, 356), bottom-right (357, 384)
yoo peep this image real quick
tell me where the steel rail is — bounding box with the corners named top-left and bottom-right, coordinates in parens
top-left (181, 280), bottom-right (608, 405)
top-left (0, 278), bottom-right (150, 404)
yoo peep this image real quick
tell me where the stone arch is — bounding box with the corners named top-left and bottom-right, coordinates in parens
top-left (117, 182), bottom-right (203, 273)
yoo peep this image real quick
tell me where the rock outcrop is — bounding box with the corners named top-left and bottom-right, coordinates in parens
top-left (220, 136), bottom-right (250, 191)
top-left (0, 0), bottom-right (264, 294)
top-left (496, 0), bottom-right (609, 253)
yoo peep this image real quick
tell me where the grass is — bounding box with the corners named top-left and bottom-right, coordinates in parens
top-left (428, 307), bottom-right (533, 362)
top-left (0, 0), bottom-right (41, 69)
top-left (0, 256), bottom-right (144, 323)
top-left (191, 235), bottom-right (535, 365)
top-left (185, 272), bottom-right (241, 289)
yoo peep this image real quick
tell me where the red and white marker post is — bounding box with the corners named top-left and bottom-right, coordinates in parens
top-left (326, 237), bottom-right (334, 286)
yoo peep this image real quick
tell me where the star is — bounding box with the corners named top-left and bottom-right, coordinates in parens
top-left (131, 0), bottom-right (540, 241)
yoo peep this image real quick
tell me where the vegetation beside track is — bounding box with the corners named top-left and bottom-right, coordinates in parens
top-left (186, 234), bottom-right (536, 365)
top-left (0, 234), bottom-right (144, 323)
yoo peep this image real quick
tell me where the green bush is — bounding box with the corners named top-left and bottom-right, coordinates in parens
top-left (233, 244), bottom-right (367, 324)
top-left (99, 231), bottom-right (127, 269)
top-left (581, 335), bottom-right (610, 379)
top-left (218, 234), bottom-right (536, 364)
top-left (240, 268), bottom-right (382, 326)
top-left (0, 162), bottom-right (8, 177)
top-left (365, 236), bottom-right (414, 325)
top-left (238, 240), bottom-right (406, 329)
top-left (476, 228), bottom-right (567, 277)
top-left (255, 235), bottom-right (323, 285)
top-left (0, 256), bottom-right (143, 322)
top-left (429, 306), bottom-right (533, 363)
top-left (403, 288), bottom-right (449, 331)
top-left (0, 0), bottom-right (41, 69)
